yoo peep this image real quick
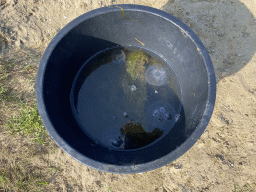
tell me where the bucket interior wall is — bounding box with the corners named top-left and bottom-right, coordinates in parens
top-left (42, 10), bottom-right (209, 166)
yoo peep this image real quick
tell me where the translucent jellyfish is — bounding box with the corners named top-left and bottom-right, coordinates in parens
top-left (164, 113), bottom-right (170, 120)
top-left (101, 129), bottom-right (123, 148)
top-left (131, 85), bottom-right (136, 91)
top-left (159, 107), bottom-right (165, 113)
top-left (110, 137), bottom-right (123, 147)
top-left (145, 65), bottom-right (168, 86)
top-left (111, 49), bottom-right (126, 63)
top-left (147, 100), bottom-right (176, 129)
top-left (152, 109), bottom-right (160, 117)
top-left (123, 112), bottom-right (129, 118)
top-left (175, 114), bottom-right (180, 122)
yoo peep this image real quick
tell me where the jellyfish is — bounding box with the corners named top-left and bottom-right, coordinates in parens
top-left (147, 100), bottom-right (176, 129)
top-left (159, 107), bottom-right (165, 113)
top-left (152, 109), bottom-right (160, 117)
top-left (111, 49), bottom-right (126, 63)
top-left (145, 65), bottom-right (168, 86)
top-left (164, 113), bottom-right (171, 120)
top-left (100, 129), bottom-right (123, 149)
top-left (175, 114), bottom-right (180, 122)
top-left (110, 137), bottom-right (123, 147)
top-left (131, 85), bottom-right (136, 91)
top-left (123, 112), bottom-right (129, 118)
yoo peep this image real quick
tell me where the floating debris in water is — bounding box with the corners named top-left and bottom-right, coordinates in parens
top-left (120, 121), bottom-right (163, 149)
top-left (126, 50), bottom-right (149, 80)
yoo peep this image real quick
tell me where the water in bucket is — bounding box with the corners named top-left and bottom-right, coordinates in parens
top-left (70, 47), bottom-right (182, 150)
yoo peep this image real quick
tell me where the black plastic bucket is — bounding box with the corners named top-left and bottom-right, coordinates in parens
top-left (36, 4), bottom-right (216, 174)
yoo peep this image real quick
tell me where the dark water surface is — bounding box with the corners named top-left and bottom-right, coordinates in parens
top-left (71, 47), bottom-right (182, 150)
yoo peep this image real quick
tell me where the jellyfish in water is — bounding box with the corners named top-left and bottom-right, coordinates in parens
top-left (111, 49), bottom-right (126, 63)
top-left (147, 100), bottom-right (176, 129)
top-left (131, 85), bottom-right (136, 91)
top-left (101, 129), bottom-right (123, 148)
top-left (145, 65), bottom-right (168, 86)
top-left (175, 114), bottom-right (180, 122)
top-left (152, 109), bottom-right (160, 117)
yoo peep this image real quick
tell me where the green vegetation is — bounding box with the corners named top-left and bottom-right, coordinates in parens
top-left (106, 184), bottom-right (112, 192)
top-left (232, 182), bottom-right (256, 192)
top-left (5, 101), bottom-right (48, 145)
top-left (115, 6), bottom-right (146, 28)
top-left (219, 126), bottom-right (224, 134)
top-left (0, 159), bottom-right (50, 191)
top-left (0, 49), bottom-right (60, 191)
top-left (126, 50), bottom-right (149, 80)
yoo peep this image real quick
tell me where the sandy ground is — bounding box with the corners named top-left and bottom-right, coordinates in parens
top-left (1, 0), bottom-right (256, 191)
